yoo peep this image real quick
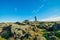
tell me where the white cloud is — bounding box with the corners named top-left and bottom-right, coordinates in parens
top-left (32, 4), bottom-right (44, 14)
top-left (32, 0), bottom-right (47, 14)
top-left (37, 4), bottom-right (44, 12)
top-left (40, 16), bottom-right (60, 22)
top-left (40, 4), bottom-right (44, 8)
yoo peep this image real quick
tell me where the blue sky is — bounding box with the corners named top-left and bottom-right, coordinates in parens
top-left (0, 0), bottom-right (60, 22)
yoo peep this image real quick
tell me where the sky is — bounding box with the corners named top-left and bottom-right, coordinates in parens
top-left (0, 0), bottom-right (60, 22)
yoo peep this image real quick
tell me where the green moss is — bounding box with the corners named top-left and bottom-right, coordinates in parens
top-left (55, 31), bottom-right (60, 38)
